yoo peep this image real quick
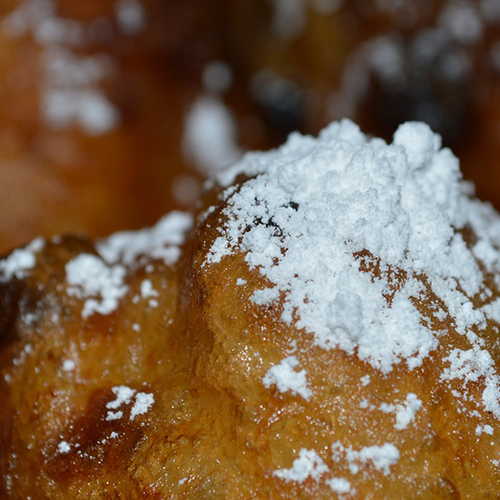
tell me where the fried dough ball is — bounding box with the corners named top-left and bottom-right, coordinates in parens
top-left (2, 121), bottom-right (500, 498)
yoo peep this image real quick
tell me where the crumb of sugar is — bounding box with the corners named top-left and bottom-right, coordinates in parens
top-left (331, 442), bottom-right (400, 476)
top-left (476, 424), bottom-right (494, 436)
top-left (130, 392), bottom-right (154, 420)
top-left (106, 410), bottom-right (123, 421)
top-left (207, 119), bottom-right (500, 418)
top-left (107, 386), bottom-right (135, 410)
top-left (379, 393), bottom-right (422, 430)
top-left (105, 386), bottom-right (154, 422)
top-left (263, 356), bottom-right (312, 400)
top-left (327, 477), bottom-right (352, 495)
top-left (65, 254), bottom-right (128, 318)
top-left (360, 375), bottom-right (370, 386)
top-left (57, 440), bottom-right (71, 454)
top-left (0, 237), bottom-right (44, 281)
top-left (438, 1), bottom-right (483, 45)
top-left (97, 211), bottom-right (193, 267)
top-left (140, 279), bottom-right (158, 299)
top-left (61, 359), bottom-right (75, 372)
top-left (43, 87), bottom-right (119, 135)
top-left (274, 449), bottom-right (329, 483)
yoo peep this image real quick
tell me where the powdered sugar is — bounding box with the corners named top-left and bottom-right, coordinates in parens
top-left (274, 448), bottom-right (329, 482)
top-left (105, 386), bottom-right (154, 422)
top-left (97, 211), bottom-right (193, 267)
top-left (331, 442), bottom-right (400, 476)
top-left (57, 440), bottom-right (71, 454)
top-left (115, 0), bottom-right (146, 36)
top-left (379, 393), bottom-right (422, 430)
top-left (206, 119), bottom-right (500, 419)
top-left (326, 477), bottom-right (352, 495)
top-left (263, 356), bottom-right (312, 400)
top-left (130, 392), bottom-right (155, 420)
top-left (66, 254), bottom-right (128, 318)
top-left (0, 237), bottom-right (44, 281)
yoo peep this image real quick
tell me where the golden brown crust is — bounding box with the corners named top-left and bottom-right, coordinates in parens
top-left (1, 187), bottom-right (500, 498)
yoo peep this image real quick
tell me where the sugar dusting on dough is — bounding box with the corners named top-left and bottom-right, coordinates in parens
top-left (130, 392), bottom-right (155, 420)
top-left (274, 448), bottom-right (329, 482)
top-left (0, 237), bottom-right (44, 281)
top-left (105, 386), bottom-right (154, 422)
top-left (379, 393), bottom-right (422, 430)
top-left (331, 442), bottom-right (400, 476)
top-left (207, 119), bottom-right (500, 420)
top-left (263, 356), bottom-right (312, 400)
top-left (66, 254), bottom-right (128, 318)
top-left (97, 211), bottom-right (193, 267)
top-left (63, 212), bottom-right (192, 319)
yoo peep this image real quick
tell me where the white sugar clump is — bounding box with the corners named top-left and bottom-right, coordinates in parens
top-left (274, 448), bottom-right (329, 483)
top-left (66, 254), bottom-right (128, 318)
top-left (331, 441), bottom-right (400, 476)
top-left (105, 386), bottom-right (154, 422)
top-left (61, 359), bottom-right (75, 372)
top-left (57, 440), bottom-right (71, 454)
top-left (97, 211), bottom-right (193, 267)
top-left (327, 477), bottom-right (352, 495)
top-left (107, 386), bottom-right (136, 410)
top-left (130, 392), bottom-right (154, 421)
top-left (140, 279), bottom-right (158, 299)
top-left (206, 119), bottom-right (500, 417)
top-left (379, 393), bottom-right (422, 430)
top-left (263, 356), bottom-right (312, 400)
top-left (0, 237), bottom-right (44, 281)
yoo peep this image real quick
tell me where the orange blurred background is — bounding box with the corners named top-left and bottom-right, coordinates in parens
top-left (1, 0), bottom-right (500, 253)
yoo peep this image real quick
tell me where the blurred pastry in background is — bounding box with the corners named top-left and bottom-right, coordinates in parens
top-left (2, 0), bottom-right (500, 253)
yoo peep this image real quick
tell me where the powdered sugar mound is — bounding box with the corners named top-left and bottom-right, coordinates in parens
top-left (274, 449), bottom-right (329, 483)
top-left (263, 356), bottom-right (312, 400)
top-left (0, 237), bottom-right (44, 281)
top-left (66, 254), bottom-right (128, 318)
top-left (331, 441), bottom-right (400, 476)
top-left (97, 211), bottom-right (193, 267)
top-left (206, 119), bottom-right (500, 415)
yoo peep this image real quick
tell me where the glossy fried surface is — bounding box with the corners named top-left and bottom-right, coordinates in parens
top-left (1, 190), bottom-right (500, 499)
